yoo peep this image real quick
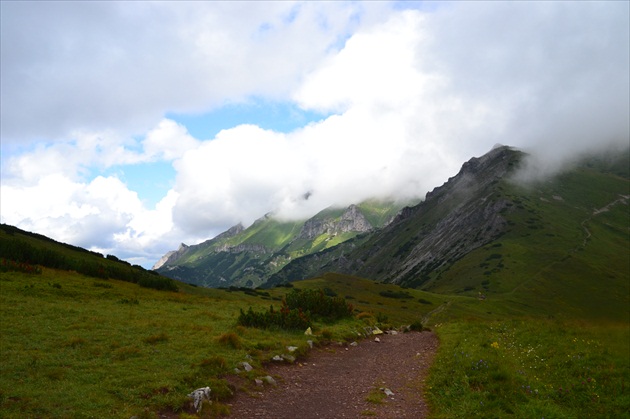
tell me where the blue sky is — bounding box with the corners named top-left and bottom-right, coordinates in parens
top-left (1, 1), bottom-right (628, 268)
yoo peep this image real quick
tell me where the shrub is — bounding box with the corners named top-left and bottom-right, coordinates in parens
top-left (238, 304), bottom-right (311, 331)
top-left (375, 312), bottom-right (389, 323)
top-left (379, 290), bottom-right (412, 299)
top-left (409, 320), bottom-right (425, 332)
top-left (237, 289), bottom-right (354, 331)
top-left (284, 289), bottom-right (354, 321)
top-left (217, 332), bottom-right (242, 349)
top-left (0, 258), bottom-right (42, 274)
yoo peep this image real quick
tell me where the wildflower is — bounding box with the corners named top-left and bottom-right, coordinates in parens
top-left (491, 341), bottom-right (499, 349)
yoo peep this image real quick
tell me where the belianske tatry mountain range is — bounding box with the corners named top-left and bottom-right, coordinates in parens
top-left (1, 144), bottom-right (628, 418)
top-left (154, 144), bottom-right (629, 317)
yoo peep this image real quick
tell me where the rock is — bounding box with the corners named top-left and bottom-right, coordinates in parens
top-left (287, 346), bottom-right (298, 352)
top-left (255, 379), bottom-right (263, 386)
top-left (307, 340), bottom-right (313, 348)
top-left (263, 375), bottom-right (277, 386)
top-left (304, 327), bottom-right (313, 335)
top-left (372, 327), bottom-right (383, 335)
top-left (381, 387), bottom-right (395, 397)
top-left (234, 368), bottom-right (241, 374)
top-left (239, 362), bottom-right (253, 372)
top-left (282, 354), bottom-right (296, 363)
top-left (187, 386), bottom-right (211, 413)
top-left (350, 341), bottom-right (358, 347)
top-left (272, 355), bottom-right (283, 361)
top-left (374, 337), bottom-right (381, 343)
top-left (388, 330), bottom-right (398, 335)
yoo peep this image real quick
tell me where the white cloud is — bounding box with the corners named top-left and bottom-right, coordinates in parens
top-left (1, 1), bottom-right (375, 144)
top-left (142, 119), bottom-right (201, 161)
top-left (1, 2), bottom-right (628, 267)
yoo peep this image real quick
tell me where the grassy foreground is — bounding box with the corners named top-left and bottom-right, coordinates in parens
top-left (0, 270), bottom-right (437, 418)
top-left (1, 265), bottom-right (628, 418)
top-left (427, 319), bottom-right (629, 418)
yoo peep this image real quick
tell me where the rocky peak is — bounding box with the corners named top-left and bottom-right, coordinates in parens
top-left (298, 204), bottom-right (373, 240)
top-left (152, 243), bottom-right (189, 270)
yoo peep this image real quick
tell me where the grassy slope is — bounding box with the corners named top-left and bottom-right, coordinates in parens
top-left (420, 160), bottom-right (629, 418)
top-left (161, 200), bottom-right (409, 288)
top-left (423, 165), bottom-right (630, 322)
top-left (2, 153), bottom-right (627, 418)
top-left (0, 265), bottom-right (440, 417)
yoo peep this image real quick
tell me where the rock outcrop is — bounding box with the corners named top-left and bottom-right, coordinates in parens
top-left (298, 205), bottom-right (373, 240)
top-left (152, 243), bottom-right (189, 270)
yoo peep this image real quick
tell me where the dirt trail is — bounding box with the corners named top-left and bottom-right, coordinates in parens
top-left (227, 331), bottom-right (438, 418)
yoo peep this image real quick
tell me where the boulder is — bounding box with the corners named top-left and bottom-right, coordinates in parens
top-left (187, 386), bottom-right (211, 413)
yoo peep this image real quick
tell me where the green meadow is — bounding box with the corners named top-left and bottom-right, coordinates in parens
top-left (2, 266), bottom-right (628, 418)
top-left (1, 153), bottom-right (628, 418)
top-left (0, 268), bottom-right (441, 418)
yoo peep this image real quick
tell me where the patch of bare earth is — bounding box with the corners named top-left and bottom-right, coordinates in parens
top-left (227, 331), bottom-right (438, 418)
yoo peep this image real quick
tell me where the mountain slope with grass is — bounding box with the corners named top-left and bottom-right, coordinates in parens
top-left (1, 145), bottom-right (628, 418)
top-left (154, 200), bottom-right (409, 288)
top-left (267, 145), bottom-right (630, 321)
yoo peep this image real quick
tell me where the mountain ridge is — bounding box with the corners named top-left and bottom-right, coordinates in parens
top-left (154, 199), bottom-right (410, 287)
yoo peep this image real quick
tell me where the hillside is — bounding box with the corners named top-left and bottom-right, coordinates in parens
top-left (154, 200), bottom-right (410, 288)
top-left (1, 145), bottom-right (628, 418)
top-left (266, 145), bottom-right (630, 321)
top-left (0, 223), bottom-right (178, 291)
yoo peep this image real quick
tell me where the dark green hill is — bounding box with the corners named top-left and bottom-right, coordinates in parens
top-left (0, 224), bottom-right (178, 291)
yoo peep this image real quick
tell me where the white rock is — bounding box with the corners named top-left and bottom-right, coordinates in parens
top-left (350, 341), bottom-right (358, 347)
top-left (307, 340), bottom-right (313, 348)
top-left (187, 387), bottom-right (211, 413)
top-left (287, 346), bottom-right (298, 352)
top-left (239, 362), bottom-right (253, 372)
top-left (381, 387), bottom-right (395, 397)
top-left (374, 337), bottom-right (381, 343)
top-left (263, 375), bottom-right (277, 386)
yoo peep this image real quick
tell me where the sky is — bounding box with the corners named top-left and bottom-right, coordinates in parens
top-left (1, 1), bottom-right (628, 268)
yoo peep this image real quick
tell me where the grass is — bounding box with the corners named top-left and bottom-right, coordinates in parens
top-left (426, 319), bottom-right (629, 418)
top-left (0, 269), bottom-right (418, 418)
top-left (1, 152), bottom-right (628, 417)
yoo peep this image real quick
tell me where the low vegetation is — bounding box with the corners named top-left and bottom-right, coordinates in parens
top-left (238, 288), bottom-right (354, 330)
top-left (427, 319), bottom-right (629, 418)
top-left (1, 151), bottom-right (627, 417)
top-left (0, 269), bottom-right (428, 417)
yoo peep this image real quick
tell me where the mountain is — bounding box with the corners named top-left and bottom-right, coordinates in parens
top-left (154, 200), bottom-right (410, 287)
top-left (0, 223), bottom-right (178, 291)
top-left (266, 145), bottom-right (630, 315)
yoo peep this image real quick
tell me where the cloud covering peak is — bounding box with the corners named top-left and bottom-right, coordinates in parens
top-left (1, 1), bottom-right (628, 267)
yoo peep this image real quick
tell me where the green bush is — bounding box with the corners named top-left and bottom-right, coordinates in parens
top-left (284, 288), bottom-right (353, 320)
top-left (379, 290), bottom-right (412, 299)
top-left (237, 289), bottom-right (354, 330)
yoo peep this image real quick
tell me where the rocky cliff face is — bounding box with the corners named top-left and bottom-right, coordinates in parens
top-left (153, 200), bottom-right (406, 287)
top-left (152, 243), bottom-right (189, 270)
top-left (266, 146), bottom-right (524, 288)
top-left (298, 205), bottom-right (373, 240)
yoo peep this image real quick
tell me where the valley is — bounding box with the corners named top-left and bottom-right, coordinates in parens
top-left (1, 145), bottom-right (628, 418)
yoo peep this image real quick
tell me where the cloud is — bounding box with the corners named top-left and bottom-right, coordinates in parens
top-left (1, 1), bottom-right (374, 144)
top-left (1, 2), bottom-right (628, 267)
